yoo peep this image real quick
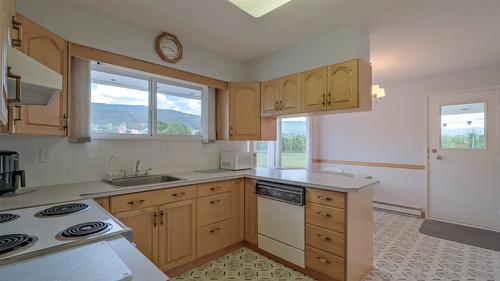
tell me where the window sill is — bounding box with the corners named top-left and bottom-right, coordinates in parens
top-left (91, 134), bottom-right (202, 142)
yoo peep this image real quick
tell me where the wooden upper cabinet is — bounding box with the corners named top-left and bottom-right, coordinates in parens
top-left (228, 82), bottom-right (261, 140)
top-left (278, 73), bottom-right (300, 115)
top-left (327, 59), bottom-right (359, 110)
top-left (11, 13), bottom-right (68, 136)
top-left (260, 79), bottom-right (278, 116)
top-left (114, 207), bottom-right (158, 264)
top-left (158, 199), bottom-right (196, 271)
top-left (301, 67), bottom-right (327, 112)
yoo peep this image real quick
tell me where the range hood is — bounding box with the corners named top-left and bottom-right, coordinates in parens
top-left (6, 46), bottom-right (62, 105)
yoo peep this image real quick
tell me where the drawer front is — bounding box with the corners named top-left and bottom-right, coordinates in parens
top-left (110, 185), bottom-right (196, 213)
top-left (306, 203), bottom-right (345, 233)
top-left (197, 192), bottom-right (231, 226)
top-left (306, 188), bottom-right (345, 209)
top-left (306, 246), bottom-right (345, 281)
top-left (306, 224), bottom-right (345, 257)
top-left (197, 180), bottom-right (231, 197)
top-left (197, 219), bottom-right (232, 257)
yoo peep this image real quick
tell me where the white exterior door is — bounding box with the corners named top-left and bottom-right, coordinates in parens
top-left (428, 89), bottom-right (500, 231)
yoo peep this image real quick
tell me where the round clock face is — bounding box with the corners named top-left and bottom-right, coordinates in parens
top-left (160, 38), bottom-right (180, 59)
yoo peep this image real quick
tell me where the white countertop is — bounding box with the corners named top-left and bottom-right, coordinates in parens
top-left (0, 168), bottom-right (378, 211)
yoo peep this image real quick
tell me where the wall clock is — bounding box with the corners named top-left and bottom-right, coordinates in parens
top-left (155, 32), bottom-right (183, 64)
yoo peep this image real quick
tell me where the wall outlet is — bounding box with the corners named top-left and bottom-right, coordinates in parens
top-left (39, 147), bottom-right (53, 162)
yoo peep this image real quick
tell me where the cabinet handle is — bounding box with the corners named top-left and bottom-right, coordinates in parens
top-left (316, 234), bottom-right (331, 241)
top-left (316, 211), bottom-right (331, 218)
top-left (317, 195), bottom-right (333, 201)
top-left (11, 17), bottom-right (23, 47)
top-left (127, 199), bottom-right (145, 205)
top-left (160, 210), bottom-right (164, 226)
top-left (7, 66), bottom-right (21, 103)
top-left (210, 186), bottom-right (220, 192)
top-left (171, 192), bottom-right (185, 198)
top-left (316, 257), bottom-right (331, 264)
top-left (279, 100), bottom-right (284, 110)
top-left (153, 211), bottom-right (158, 227)
top-left (209, 199), bottom-right (221, 205)
top-left (209, 227), bottom-right (221, 233)
top-left (322, 93), bottom-right (326, 108)
top-left (13, 105), bottom-right (21, 122)
top-left (275, 100), bottom-right (279, 111)
top-left (327, 92), bottom-right (331, 105)
top-left (63, 114), bottom-right (68, 130)
top-left (229, 126), bottom-right (234, 137)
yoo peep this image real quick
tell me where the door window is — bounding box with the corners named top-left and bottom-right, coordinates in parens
top-left (440, 102), bottom-right (485, 149)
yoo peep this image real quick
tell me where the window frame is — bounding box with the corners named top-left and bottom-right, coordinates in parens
top-left (253, 115), bottom-right (310, 169)
top-left (90, 63), bottom-right (206, 141)
top-left (439, 101), bottom-right (487, 150)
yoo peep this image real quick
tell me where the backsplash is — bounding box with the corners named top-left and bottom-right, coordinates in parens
top-left (0, 135), bottom-right (247, 187)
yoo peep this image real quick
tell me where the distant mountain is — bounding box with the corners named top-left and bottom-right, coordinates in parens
top-left (91, 103), bottom-right (200, 131)
top-left (281, 121), bottom-right (306, 136)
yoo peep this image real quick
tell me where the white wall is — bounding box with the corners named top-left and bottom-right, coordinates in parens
top-left (313, 63), bottom-right (500, 210)
top-left (247, 25), bottom-right (370, 81)
top-left (16, 1), bottom-right (249, 82)
top-left (0, 135), bottom-right (247, 187)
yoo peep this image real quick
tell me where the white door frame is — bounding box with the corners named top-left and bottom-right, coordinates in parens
top-left (424, 85), bottom-right (500, 225)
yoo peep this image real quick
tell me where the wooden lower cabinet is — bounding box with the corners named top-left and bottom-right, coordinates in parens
top-left (114, 207), bottom-right (159, 264)
top-left (93, 197), bottom-right (110, 211)
top-left (305, 187), bottom-right (373, 281)
top-left (158, 199), bottom-right (196, 271)
top-left (230, 179), bottom-right (245, 244)
top-left (306, 246), bottom-right (345, 281)
top-left (197, 219), bottom-right (232, 258)
top-left (244, 179), bottom-right (258, 245)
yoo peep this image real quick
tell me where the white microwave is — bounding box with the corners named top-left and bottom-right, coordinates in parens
top-left (220, 152), bottom-right (255, 170)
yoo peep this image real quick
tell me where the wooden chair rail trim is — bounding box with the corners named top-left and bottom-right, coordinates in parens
top-left (69, 43), bottom-right (228, 90)
top-left (312, 159), bottom-right (426, 170)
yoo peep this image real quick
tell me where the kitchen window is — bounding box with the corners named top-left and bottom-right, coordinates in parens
top-left (254, 116), bottom-right (309, 169)
top-left (90, 63), bottom-right (205, 139)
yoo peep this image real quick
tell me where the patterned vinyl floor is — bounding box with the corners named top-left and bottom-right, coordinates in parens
top-left (171, 211), bottom-right (500, 281)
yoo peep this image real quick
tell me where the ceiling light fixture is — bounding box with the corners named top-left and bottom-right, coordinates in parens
top-left (372, 85), bottom-right (386, 103)
top-left (227, 0), bottom-right (291, 18)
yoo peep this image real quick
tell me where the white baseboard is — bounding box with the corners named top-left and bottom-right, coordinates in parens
top-left (373, 201), bottom-right (424, 218)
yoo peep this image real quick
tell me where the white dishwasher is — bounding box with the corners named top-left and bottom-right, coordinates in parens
top-left (256, 181), bottom-right (305, 268)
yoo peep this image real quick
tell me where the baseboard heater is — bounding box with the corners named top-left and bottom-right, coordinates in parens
top-left (373, 201), bottom-right (424, 218)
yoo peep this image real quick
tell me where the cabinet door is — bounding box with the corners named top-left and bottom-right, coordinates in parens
top-left (229, 82), bottom-right (261, 140)
top-left (301, 67), bottom-right (327, 112)
top-left (260, 79), bottom-right (278, 116)
top-left (327, 59), bottom-right (358, 110)
top-left (0, 0), bottom-right (15, 127)
top-left (114, 207), bottom-right (158, 264)
top-left (158, 199), bottom-right (196, 271)
top-left (11, 13), bottom-right (68, 136)
top-left (244, 179), bottom-right (258, 245)
top-left (230, 179), bottom-right (245, 244)
top-left (279, 74), bottom-right (301, 114)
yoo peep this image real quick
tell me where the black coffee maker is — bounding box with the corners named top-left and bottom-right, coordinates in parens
top-left (0, 151), bottom-right (26, 195)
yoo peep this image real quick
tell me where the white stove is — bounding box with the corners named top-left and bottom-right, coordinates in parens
top-left (0, 199), bottom-right (130, 266)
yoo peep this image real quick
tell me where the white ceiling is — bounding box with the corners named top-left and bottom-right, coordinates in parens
top-left (62, 0), bottom-right (500, 82)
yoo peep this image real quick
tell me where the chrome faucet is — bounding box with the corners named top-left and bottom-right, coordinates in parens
top-left (135, 160), bottom-right (141, 176)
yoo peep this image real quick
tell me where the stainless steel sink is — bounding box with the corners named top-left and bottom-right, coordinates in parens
top-left (104, 174), bottom-right (185, 188)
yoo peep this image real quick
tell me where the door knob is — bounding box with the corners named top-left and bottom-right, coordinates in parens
top-left (431, 149), bottom-right (437, 153)
top-left (436, 155), bottom-right (443, 160)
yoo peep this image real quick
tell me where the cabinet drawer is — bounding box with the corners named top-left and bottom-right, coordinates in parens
top-left (306, 203), bottom-right (345, 233)
top-left (306, 188), bottom-right (345, 209)
top-left (306, 224), bottom-right (345, 257)
top-left (197, 180), bottom-right (231, 197)
top-left (306, 246), bottom-right (345, 281)
top-left (197, 219), bottom-right (231, 257)
top-left (197, 192), bottom-right (231, 226)
top-left (110, 185), bottom-right (196, 213)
